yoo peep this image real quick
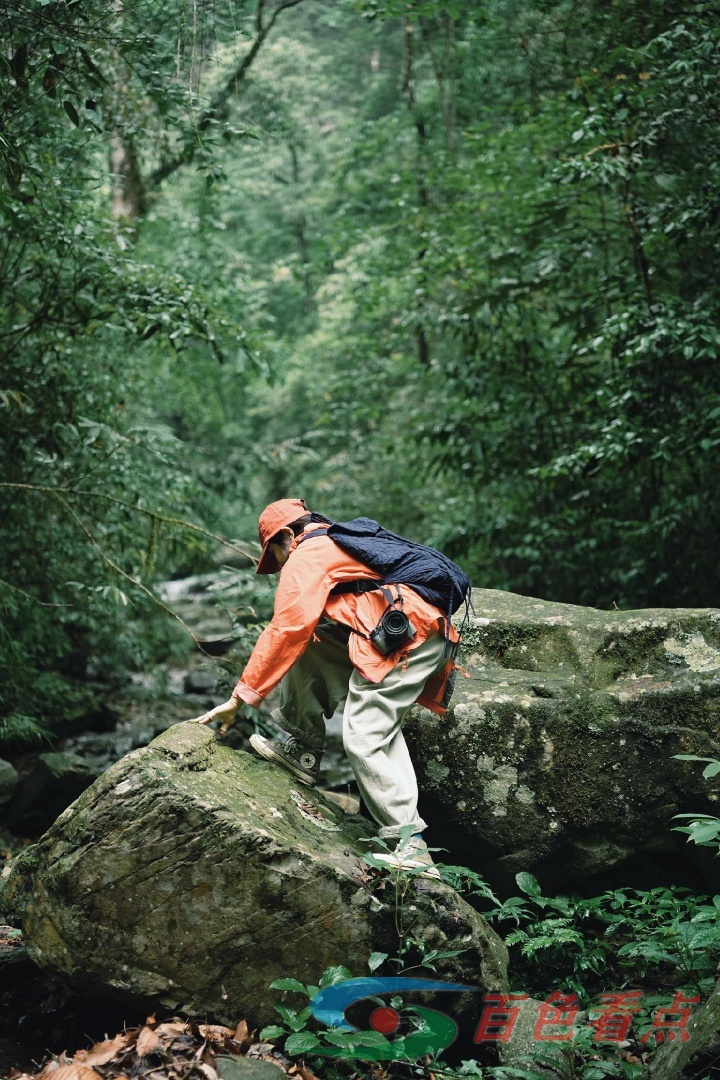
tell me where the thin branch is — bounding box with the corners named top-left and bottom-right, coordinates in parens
top-left (0, 482), bottom-right (258, 564)
top-left (147, 0), bottom-right (309, 191)
top-left (0, 577), bottom-right (69, 608)
top-left (54, 494), bottom-right (213, 657)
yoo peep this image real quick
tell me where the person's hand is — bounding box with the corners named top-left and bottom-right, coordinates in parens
top-left (189, 698), bottom-right (240, 738)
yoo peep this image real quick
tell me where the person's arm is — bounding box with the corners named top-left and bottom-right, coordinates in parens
top-left (232, 541), bottom-right (332, 705)
top-left (191, 537), bottom-right (334, 734)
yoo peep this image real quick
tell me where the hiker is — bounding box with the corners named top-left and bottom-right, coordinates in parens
top-left (190, 498), bottom-right (467, 879)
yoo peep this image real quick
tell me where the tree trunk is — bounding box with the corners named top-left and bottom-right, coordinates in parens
top-left (402, 14), bottom-right (430, 369)
top-left (109, 133), bottom-right (145, 221)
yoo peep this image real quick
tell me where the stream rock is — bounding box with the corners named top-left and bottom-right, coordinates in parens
top-left (405, 590), bottom-right (720, 889)
top-left (0, 722), bottom-right (507, 1028)
top-left (3, 751), bottom-right (99, 834)
top-left (0, 761), bottom-right (18, 807)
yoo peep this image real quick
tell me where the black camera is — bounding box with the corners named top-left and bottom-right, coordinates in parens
top-left (369, 607), bottom-right (417, 656)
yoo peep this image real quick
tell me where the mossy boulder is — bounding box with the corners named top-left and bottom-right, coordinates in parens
top-left (0, 722), bottom-right (507, 1027)
top-left (405, 590), bottom-right (720, 889)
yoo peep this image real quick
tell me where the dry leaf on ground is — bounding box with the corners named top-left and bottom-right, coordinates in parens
top-left (73, 1034), bottom-right (129, 1067)
top-left (233, 1021), bottom-right (255, 1047)
top-left (198, 1025), bottom-right (234, 1043)
top-left (197, 1064), bottom-right (218, 1080)
top-left (38, 1067), bottom-right (104, 1080)
top-left (154, 1022), bottom-right (189, 1038)
top-left (136, 1026), bottom-right (160, 1057)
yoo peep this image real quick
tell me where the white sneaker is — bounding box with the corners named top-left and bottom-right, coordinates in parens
top-left (373, 834), bottom-right (442, 880)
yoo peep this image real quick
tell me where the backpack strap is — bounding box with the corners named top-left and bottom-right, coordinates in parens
top-left (330, 579), bottom-right (384, 596)
top-left (295, 525), bottom-right (392, 601)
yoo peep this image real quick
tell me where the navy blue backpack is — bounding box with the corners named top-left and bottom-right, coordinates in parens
top-left (302, 514), bottom-right (472, 638)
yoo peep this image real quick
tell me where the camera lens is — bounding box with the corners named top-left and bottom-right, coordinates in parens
top-left (384, 611), bottom-right (409, 638)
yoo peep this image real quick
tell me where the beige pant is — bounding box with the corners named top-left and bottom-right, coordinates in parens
top-left (273, 622), bottom-right (447, 839)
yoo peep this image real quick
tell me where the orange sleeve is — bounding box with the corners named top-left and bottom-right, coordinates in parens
top-left (232, 540), bottom-right (332, 705)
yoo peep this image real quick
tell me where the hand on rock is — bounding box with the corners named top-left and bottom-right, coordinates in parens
top-left (189, 698), bottom-right (240, 738)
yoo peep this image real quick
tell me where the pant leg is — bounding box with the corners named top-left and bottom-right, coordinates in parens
top-left (272, 622), bottom-right (354, 752)
top-left (342, 632), bottom-right (448, 840)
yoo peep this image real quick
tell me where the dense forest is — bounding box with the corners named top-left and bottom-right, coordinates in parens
top-left (2, 0), bottom-right (719, 756)
top-left (2, 4), bottom-right (720, 1079)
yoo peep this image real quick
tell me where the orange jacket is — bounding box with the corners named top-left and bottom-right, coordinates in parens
top-left (232, 523), bottom-right (459, 714)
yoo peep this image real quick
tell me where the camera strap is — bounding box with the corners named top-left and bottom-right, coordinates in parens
top-left (329, 581), bottom-right (405, 644)
top-left (330, 579), bottom-right (399, 609)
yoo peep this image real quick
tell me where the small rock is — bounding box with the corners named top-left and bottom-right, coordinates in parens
top-left (184, 670), bottom-right (219, 694)
top-left (215, 1057), bottom-right (285, 1080)
top-left (0, 761), bottom-right (19, 807)
top-left (4, 752), bottom-right (99, 833)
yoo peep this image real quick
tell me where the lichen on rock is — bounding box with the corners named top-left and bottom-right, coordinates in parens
top-left (0, 722), bottom-right (507, 1027)
top-left (404, 589), bottom-right (720, 889)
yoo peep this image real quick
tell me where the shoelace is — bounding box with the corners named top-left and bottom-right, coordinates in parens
top-left (282, 735), bottom-right (316, 762)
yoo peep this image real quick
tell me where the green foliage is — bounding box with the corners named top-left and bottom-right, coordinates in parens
top-left (671, 755), bottom-right (720, 854)
top-left (0, 712), bottom-right (54, 750)
top-left (0, 0), bottom-right (263, 738)
top-left (260, 966), bottom-right (396, 1059)
top-left (4, 0), bottom-right (720, 775)
top-left (358, 828), bottom-right (471, 973)
top-left (206, 0), bottom-right (720, 609)
top-left (480, 872), bottom-right (720, 1001)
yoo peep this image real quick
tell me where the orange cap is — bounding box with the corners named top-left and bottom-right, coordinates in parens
top-left (256, 498), bottom-right (308, 574)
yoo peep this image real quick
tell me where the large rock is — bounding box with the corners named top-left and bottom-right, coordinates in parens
top-left (405, 590), bottom-right (720, 889)
top-left (0, 722), bottom-right (507, 1028)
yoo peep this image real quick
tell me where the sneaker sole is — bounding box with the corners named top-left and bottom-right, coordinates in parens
top-left (373, 854), bottom-right (442, 880)
top-left (249, 733), bottom-right (317, 787)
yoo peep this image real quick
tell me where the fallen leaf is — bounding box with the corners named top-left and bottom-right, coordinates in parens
top-left (155, 1022), bottom-right (189, 1038)
top-left (136, 1026), bottom-right (160, 1057)
top-left (294, 1066), bottom-right (319, 1080)
top-left (38, 1067), bottom-right (104, 1080)
top-left (234, 1020), bottom-right (250, 1045)
top-left (37, 1061), bottom-right (63, 1080)
top-left (198, 1025), bottom-right (235, 1042)
top-left (74, 1034), bottom-right (128, 1066)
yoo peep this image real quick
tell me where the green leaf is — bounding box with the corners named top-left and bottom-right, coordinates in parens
top-left (259, 1025), bottom-right (287, 1041)
top-left (352, 1031), bottom-right (390, 1047)
top-left (323, 1031), bottom-right (367, 1048)
top-left (515, 872), bottom-right (542, 898)
top-left (269, 978), bottom-right (308, 995)
top-left (63, 101), bottom-right (80, 126)
top-left (320, 966), bottom-right (353, 987)
top-left (285, 1032), bottom-right (321, 1055)
top-left (368, 952), bottom-right (388, 973)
